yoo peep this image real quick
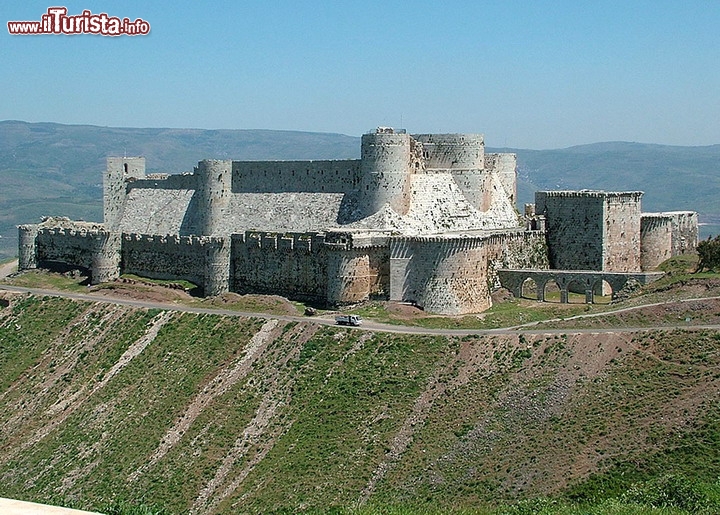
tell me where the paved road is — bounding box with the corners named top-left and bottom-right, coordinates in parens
top-left (3, 281), bottom-right (720, 337)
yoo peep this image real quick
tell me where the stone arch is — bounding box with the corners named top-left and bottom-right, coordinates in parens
top-left (521, 277), bottom-right (539, 300)
top-left (543, 279), bottom-right (562, 303)
top-left (566, 278), bottom-right (588, 303)
top-left (592, 279), bottom-right (613, 304)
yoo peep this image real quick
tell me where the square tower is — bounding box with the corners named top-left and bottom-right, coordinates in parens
top-left (535, 191), bottom-right (643, 272)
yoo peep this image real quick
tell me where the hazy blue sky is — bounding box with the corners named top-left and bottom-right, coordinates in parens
top-left (3, 1), bottom-right (720, 148)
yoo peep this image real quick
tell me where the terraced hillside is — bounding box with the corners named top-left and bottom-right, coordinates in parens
top-left (0, 292), bottom-right (719, 514)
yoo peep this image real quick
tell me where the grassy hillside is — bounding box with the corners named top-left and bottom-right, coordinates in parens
top-left (1, 292), bottom-right (718, 514)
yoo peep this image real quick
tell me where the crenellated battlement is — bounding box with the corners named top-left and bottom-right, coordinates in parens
top-left (123, 233), bottom-right (225, 246)
top-left (538, 190), bottom-right (643, 199)
top-left (233, 231), bottom-right (326, 252)
top-left (38, 227), bottom-right (113, 239)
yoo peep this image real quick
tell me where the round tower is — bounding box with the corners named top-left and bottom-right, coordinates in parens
top-left (104, 157), bottom-right (145, 229)
top-left (204, 237), bottom-right (230, 296)
top-left (18, 224), bottom-right (39, 270)
top-left (196, 159), bottom-right (232, 236)
top-left (413, 134), bottom-right (490, 210)
top-left (413, 133), bottom-right (485, 170)
top-left (359, 129), bottom-right (412, 217)
top-left (90, 231), bottom-right (121, 285)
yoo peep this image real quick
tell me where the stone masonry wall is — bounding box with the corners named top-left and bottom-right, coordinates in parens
top-left (603, 193), bottom-right (642, 272)
top-left (231, 231), bottom-right (389, 306)
top-left (670, 211), bottom-right (699, 255)
top-left (122, 234), bottom-right (215, 288)
top-left (640, 215), bottom-right (673, 270)
top-left (119, 173), bottom-right (199, 235)
top-left (232, 160), bottom-right (361, 193)
top-left (535, 192), bottom-right (605, 270)
top-left (641, 211), bottom-right (699, 270)
top-left (231, 232), bottom-right (329, 304)
top-left (105, 157), bottom-right (146, 229)
top-left (413, 133), bottom-right (484, 169)
top-left (390, 230), bottom-right (548, 315)
top-left (485, 153), bottom-right (517, 205)
top-left (33, 225), bottom-right (121, 284)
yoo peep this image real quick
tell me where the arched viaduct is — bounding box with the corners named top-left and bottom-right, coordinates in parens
top-left (497, 269), bottom-right (664, 304)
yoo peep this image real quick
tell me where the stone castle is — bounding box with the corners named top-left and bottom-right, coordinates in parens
top-left (18, 128), bottom-right (698, 314)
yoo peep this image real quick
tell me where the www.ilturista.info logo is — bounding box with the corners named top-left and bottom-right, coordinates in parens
top-left (8, 7), bottom-right (150, 36)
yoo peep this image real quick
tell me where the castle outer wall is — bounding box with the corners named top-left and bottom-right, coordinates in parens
top-left (640, 212), bottom-right (699, 270)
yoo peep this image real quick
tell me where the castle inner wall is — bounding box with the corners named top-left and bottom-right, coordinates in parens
top-left (231, 160), bottom-right (361, 193)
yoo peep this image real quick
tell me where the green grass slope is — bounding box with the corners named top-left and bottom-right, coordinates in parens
top-left (0, 293), bottom-right (718, 514)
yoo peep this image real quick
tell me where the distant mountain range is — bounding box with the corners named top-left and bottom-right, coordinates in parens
top-left (1, 120), bottom-right (719, 260)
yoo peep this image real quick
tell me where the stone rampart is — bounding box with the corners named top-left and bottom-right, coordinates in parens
top-left (640, 211), bottom-right (698, 270)
top-left (231, 231), bottom-right (329, 303)
top-left (121, 233), bottom-right (226, 292)
top-left (33, 225), bottom-right (121, 284)
top-left (640, 214), bottom-right (673, 270)
top-left (230, 230), bottom-right (390, 306)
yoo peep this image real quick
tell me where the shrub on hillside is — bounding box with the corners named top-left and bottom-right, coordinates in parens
top-left (696, 236), bottom-right (720, 272)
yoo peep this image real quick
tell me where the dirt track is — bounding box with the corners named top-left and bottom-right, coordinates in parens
top-left (0, 259), bottom-right (17, 279)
